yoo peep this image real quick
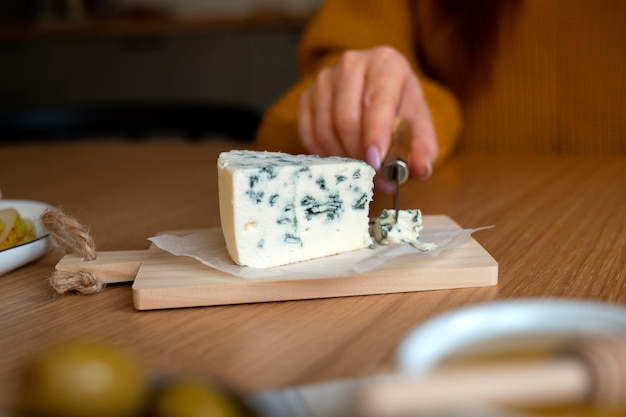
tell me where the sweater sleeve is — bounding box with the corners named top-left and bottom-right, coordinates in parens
top-left (254, 0), bottom-right (463, 165)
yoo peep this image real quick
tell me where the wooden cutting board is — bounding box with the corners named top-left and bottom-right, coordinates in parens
top-left (54, 215), bottom-right (497, 310)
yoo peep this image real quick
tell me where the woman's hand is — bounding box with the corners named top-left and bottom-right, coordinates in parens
top-left (298, 46), bottom-right (438, 186)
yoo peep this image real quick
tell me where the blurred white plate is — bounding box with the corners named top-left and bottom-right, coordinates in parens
top-left (0, 199), bottom-right (56, 276)
top-left (396, 298), bottom-right (626, 375)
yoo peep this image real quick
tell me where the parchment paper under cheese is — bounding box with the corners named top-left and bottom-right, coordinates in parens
top-left (149, 226), bottom-right (491, 280)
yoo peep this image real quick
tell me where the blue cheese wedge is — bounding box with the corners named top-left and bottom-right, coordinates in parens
top-left (218, 150), bottom-right (376, 268)
top-left (371, 209), bottom-right (437, 251)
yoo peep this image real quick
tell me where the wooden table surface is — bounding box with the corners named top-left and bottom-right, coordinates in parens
top-left (1, 139), bottom-right (625, 409)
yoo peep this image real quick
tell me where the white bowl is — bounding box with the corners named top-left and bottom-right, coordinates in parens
top-left (0, 199), bottom-right (56, 276)
top-left (396, 298), bottom-right (626, 375)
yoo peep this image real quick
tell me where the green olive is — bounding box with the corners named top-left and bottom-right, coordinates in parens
top-left (16, 340), bottom-right (147, 417)
top-left (149, 378), bottom-right (253, 417)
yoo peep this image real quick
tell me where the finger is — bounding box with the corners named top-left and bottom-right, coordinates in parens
top-left (331, 51), bottom-right (367, 160)
top-left (374, 176), bottom-right (396, 194)
top-left (361, 48), bottom-right (408, 162)
top-left (310, 67), bottom-right (346, 156)
top-left (298, 86), bottom-right (322, 156)
top-left (398, 75), bottom-right (438, 180)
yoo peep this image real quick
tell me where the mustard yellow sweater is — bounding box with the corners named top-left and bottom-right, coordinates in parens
top-left (255, 0), bottom-right (626, 162)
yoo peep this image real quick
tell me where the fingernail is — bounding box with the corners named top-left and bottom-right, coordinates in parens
top-left (420, 159), bottom-right (433, 180)
top-left (366, 145), bottom-right (381, 170)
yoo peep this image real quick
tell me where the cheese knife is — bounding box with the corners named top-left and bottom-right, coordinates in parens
top-left (381, 117), bottom-right (411, 222)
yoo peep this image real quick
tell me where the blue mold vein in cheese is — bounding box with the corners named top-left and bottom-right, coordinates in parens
top-left (218, 150), bottom-right (376, 268)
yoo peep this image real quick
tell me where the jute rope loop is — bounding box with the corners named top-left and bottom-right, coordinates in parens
top-left (40, 209), bottom-right (105, 295)
top-left (48, 269), bottom-right (105, 295)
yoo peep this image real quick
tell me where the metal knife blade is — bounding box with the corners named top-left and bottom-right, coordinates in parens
top-left (381, 117), bottom-right (411, 223)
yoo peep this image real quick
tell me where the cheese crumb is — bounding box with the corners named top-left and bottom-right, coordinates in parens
top-left (371, 209), bottom-right (437, 252)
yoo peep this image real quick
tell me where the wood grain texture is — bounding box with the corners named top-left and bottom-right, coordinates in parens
top-left (0, 141), bottom-right (625, 410)
top-left (55, 218), bottom-right (496, 309)
top-left (131, 219), bottom-right (495, 309)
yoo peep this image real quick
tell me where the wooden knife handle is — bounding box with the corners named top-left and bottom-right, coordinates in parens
top-left (357, 336), bottom-right (626, 416)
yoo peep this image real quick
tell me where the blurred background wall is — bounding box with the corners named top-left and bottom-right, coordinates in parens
top-left (0, 0), bottom-right (322, 139)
